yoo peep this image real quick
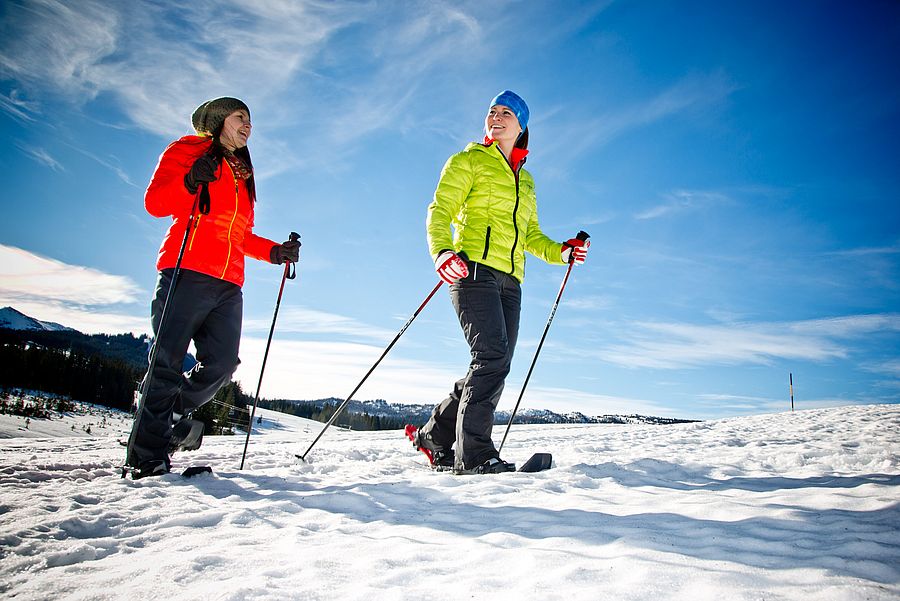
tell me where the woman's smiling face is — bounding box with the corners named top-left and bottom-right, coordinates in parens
top-left (219, 109), bottom-right (252, 151)
top-left (485, 104), bottom-right (521, 145)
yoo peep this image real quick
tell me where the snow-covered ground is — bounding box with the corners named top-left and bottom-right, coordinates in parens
top-left (0, 398), bottom-right (131, 440)
top-left (1, 403), bottom-right (898, 600)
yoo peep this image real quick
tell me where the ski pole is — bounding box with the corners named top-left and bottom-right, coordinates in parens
top-left (498, 230), bottom-right (590, 454)
top-left (124, 183), bottom-right (211, 473)
top-left (297, 280), bottom-right (444, 461)
top-left (239, 232), bottom-right (300, 470)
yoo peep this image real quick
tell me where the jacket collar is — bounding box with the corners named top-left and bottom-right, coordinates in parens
top-left (482, 137), bottom-right (529, 170)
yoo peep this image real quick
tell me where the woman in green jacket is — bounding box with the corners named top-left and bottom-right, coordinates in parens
top-left (410, 90), bottom-right (590, 474)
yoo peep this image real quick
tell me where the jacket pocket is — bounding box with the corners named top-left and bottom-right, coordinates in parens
top-left (481, 225), bottom-right (491, 260)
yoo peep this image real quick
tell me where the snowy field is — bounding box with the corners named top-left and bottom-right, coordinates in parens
top-left (1, 403), bottom-right (898, 601)
top-left (0, 399), bottom-right (131, 440)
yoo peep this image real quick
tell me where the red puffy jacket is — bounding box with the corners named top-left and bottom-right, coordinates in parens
top-left (145, 136), bottom-right (276, 287)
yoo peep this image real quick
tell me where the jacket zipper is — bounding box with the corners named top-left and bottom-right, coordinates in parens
top-left (188, 214), bottom-right (201, 251)
top-left (497, 146), bottom-right (521, 277)
top-left (220, 162), bottom-right (240, 280)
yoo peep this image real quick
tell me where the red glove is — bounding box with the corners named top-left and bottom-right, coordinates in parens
top-left (561, 238), bottom-right (590, 265)
top-left (435, 251), bottom-right (469, 284)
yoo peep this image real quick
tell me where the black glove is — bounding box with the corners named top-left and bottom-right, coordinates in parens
top-left (270, 239), bottom-right (301, 264)
top-left (184, 154), bottom-right (218, 194)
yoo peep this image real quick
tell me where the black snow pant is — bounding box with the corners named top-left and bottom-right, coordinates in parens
top-left (127, 268), bottom-right (242, 467)
top-left (419, 259), bottom-right (521, 470)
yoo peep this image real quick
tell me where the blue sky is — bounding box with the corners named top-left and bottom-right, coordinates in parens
top-left (1, 1), bottom-right (898, 420)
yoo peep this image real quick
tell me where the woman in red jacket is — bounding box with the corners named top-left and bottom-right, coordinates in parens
top-left (126, 97), bottom-right (299, 479)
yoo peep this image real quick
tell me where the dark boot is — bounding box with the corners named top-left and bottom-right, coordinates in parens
top-left (405, 424), bottom-right (455, 469)
top-left (131, 457), bottom-right (171, 480)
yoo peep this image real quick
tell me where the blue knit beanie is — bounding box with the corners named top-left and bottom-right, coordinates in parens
top-left (489, 90), bottom-right (529, 131)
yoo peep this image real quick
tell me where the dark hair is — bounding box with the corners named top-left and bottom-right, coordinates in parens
top-left (515, 127), bottom-right (529, 150)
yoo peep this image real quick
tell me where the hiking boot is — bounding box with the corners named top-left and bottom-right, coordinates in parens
top-left (405, 424), bottom-right (454, 469)
top-left (431, 448), bottom-right (456, 470)
top-left (169, 418), bottom-right (204, 453)
top-left (131, 458), bottom-right (170, 480)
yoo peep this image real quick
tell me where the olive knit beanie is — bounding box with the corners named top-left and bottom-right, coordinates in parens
top-left (191, 97), bottom-right (250, 137)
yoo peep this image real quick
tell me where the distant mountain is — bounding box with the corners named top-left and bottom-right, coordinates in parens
top-left (0, 307), bottom-right (149, 370)
top-left (1, 309), bottom-right (698, 427)
top-left (0, 307), bottom-right (75, 332)
top-left (264, 397), bottom-right (699, 427)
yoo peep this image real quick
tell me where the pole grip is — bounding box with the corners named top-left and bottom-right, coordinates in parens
top-left (564, 231), bottom-right (591, 265)
top-left (286, 232), bottom-right (301, 280)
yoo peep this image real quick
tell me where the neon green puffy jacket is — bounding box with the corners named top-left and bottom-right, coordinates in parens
top-left (426, 141), bottom-right (564, 283)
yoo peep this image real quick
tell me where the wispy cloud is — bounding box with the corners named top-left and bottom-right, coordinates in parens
top-left (690, 393), bottom-right (858, 417)
top-left (564, 295), bottom-right (616, 311)
top-left (546, 71), bottom-right (737, 159)
top-left (243, 306), bottom-right (396, 343)
top-left (0, 244), bottom-right (144, 333)
top-left (0, 0), bottom-right (364, 135)
top-left (865, 358), bottom-right (900, 377)
top-left (67, 144), bottom-right (138, 187)
top-left (592, 314), bottom-right (900, 370)
top-left (0, 1), bottom-right (118, 122)
top-left (16, 143), bottom-right (64, 172)
top-left (635, 189), bottom-right (733, 220)
top-left (826, 243), bottom-right (900, 257)
top-left (0, 1), bottom-right (494, 176)
top-left (0, 90), bottom-right (37, 121)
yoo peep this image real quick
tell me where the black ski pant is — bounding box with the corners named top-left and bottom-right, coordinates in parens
top-left (420, 259), bottom-right (521, 470)
top-left (127, 268), bottom-right (242, 467)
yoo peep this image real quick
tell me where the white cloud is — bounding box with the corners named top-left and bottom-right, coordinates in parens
top-left (0, 0), bottom-right (493, 177)
top-left (0, 90), bottom-right (37, 121)
top-left (505, 385), bottom-right (675, 418)
top-left (564, 295), bottom-right (615, 311)
top-left (0, 1), bottom-right (118, 100)
top-left (864, 358), bottom-right (900, 377)
top-left (233, 336), bottom-right (673, 417)
top-left (16, 143), bottom-right (64, 172)
top-left (827, 244), bottom-right (900, 257)
top-left (0, 0), bottom-right (364, 136)
top-left (242, 306), bottom-right (396, 342)
top-left (65, 144), bottom-right (138, 187)
top-left (592, 314), bottom-right (900, 370)
top-left (0, 244), bottom-right (144, 334)
top-left (635, 189), bottom-right (733, 220)
top-left (788, 314), bottom-right (900, 337)
top-left (4, 298), bottom-right (148, 336)
top-left (234, 338), bottom-right (457, 404)
top-left (545, 71), bottom-right (737, 159)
